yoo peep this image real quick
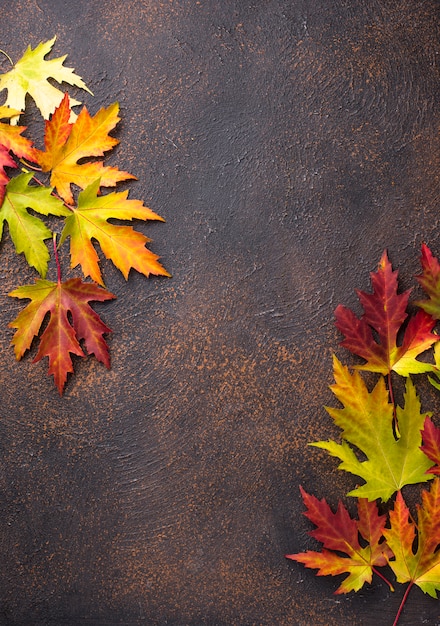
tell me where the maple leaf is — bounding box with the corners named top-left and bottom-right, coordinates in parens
top-left (0, 145), bottom-right (15, 207)
top-left (413, 244), bottom-right (440, 390)
top-left (0, 37), bottom-right (91, 124)
top-left (0, 105), bottom-right (35, 159)
top-left (312, 356), bottom-right (433, 501)
top-left (9, 277), bottom-right (115, 394)
top-left (421, 416), bottom-right (440, 476)
top-left (286, 487), bottom-right (393, 594)
top-left (59, 178), bottom-right (170, 285)
top-left (34, 93), bottom-right (135, 204)
top-left (384, 479), bottom-right (440, 603)
top-left (0, 105), bottom-right (36, 204)
top-left (415, 243), bottom-right (440, 319)
top-left (0, 172), bottom-right (70, 276)
top-left (426, 343), bottom-right (440, 391)
top-left (335, 251), bottom-right (438, 376)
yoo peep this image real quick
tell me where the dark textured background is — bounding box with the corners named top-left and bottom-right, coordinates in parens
top-left (1, 1), bottom-right (440, 624)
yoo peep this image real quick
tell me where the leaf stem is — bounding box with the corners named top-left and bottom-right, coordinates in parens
top-left (388, 370), bottom-right (398, 436)
top-left (20, 159), bottom-right (43, 172)
top-left (0, 48), bottom-right (13, 66)
top-left (372, 566), bottom-right (394, 592)
top-left (29, 173), bottom-right (74, 211)
top-left (392, 582), bottom-right (413, 626)
top-left (53, 233), bottom-right (62, 283)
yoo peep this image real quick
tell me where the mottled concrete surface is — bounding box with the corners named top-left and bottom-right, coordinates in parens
top-left (1, 1), bottom-right (440, 624)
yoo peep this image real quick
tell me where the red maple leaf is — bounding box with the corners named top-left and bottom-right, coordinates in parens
top-left (9, 277), bottom-right (115, 394)
top-left (335, 250), bottom-right (438, 376)
top-left (415, 243), bottom-right (440, 318)
top-left (0, 146), bottom-right (15, 205)
top-left (285, 486), bottom-right (393, 594)
top-left (421, 416), bottom-right (440, 476)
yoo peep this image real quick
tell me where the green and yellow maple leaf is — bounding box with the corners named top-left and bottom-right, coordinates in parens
top-left (34, 92), bottom-right (135, 204)
top-left (312, 356), bottom-right (433, 501)
top-left (59, 178), bottom-right (170, 285)
top-left (0, 37), bottom-right (91, 124)
top-left (286, 487), bottom-right (393, 594)
top-left (335, 251), bottom-right (438, 376)
top-left (384, 479), bottom-right (440, 599)
top-left (1, 172), bottom-right (70, 276)
top-left (9, 277), bottom-right (115, 394)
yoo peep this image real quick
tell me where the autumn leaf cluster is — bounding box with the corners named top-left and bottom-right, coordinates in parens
top-left (0, 38), bottom-right (169, 393)
top-left (286, 247), bottom-right (440, 625)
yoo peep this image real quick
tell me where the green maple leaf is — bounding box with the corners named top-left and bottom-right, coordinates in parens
top-left (1, 172), bottom-right (70, 276)
top-left (0, 37), bottom-right (92, 124)
top-left (313, 356), bottom-right (433, 502)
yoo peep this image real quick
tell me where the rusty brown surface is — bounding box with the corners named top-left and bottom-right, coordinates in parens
top-left (1, 1), bottom-right (440, 624)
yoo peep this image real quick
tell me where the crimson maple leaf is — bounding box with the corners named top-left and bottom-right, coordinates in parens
top-left (415, 243), bottom-right (440, 318)
top-left (414, 244), bottom-right (440, 391)
top-left (335, 250), bottom-right (438, 376)
top-left (9, 277), bottom-right (115, 394)
top-left (0, 146), bottom-right (15, 205)
top-left (286, 486), bottom-right (393, 594)
top-left (421, 416), bottom-right (440, 476)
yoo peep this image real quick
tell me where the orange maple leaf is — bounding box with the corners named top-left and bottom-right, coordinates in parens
top-left (59, 179), bottom-right (170, 285)
top-left (286, 486), bottom-right (393, 594)
top-left (9, 277), bottom-right (115, 394)
top-left (0, 105), bottom-right (35, 204)
top-left (34, 93), bottom-right (135, 204)
top-left (383, 479), bottom-right (440, 623)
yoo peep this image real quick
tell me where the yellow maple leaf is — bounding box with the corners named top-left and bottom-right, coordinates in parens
top-left (0, 36), bottom-right (91, 124)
